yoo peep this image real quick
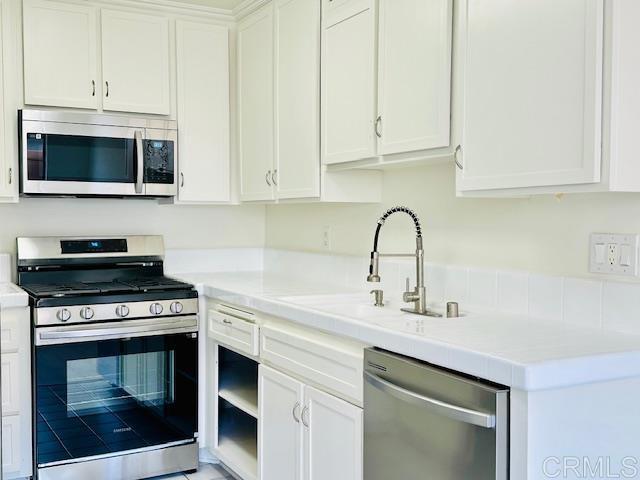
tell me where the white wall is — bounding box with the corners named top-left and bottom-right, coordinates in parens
top-left (0, 197), bottom-right (265, 254)
top-left (266, 163), bottom-right (640, 279)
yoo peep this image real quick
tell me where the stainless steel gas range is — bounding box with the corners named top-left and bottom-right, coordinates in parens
top-left (17, 235), bottom-right (199, 480)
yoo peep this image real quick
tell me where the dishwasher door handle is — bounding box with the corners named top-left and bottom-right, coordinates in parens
top-left (364, 371), bottom-right (496, 429)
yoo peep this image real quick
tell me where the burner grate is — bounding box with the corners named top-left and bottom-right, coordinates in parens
top-left (22, 277), bottom-right (193, 298)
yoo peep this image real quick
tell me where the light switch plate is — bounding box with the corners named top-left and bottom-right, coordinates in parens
top-left (590, 233), bottom-right (639, 276)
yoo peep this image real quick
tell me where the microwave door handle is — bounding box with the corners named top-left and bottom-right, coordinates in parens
top-left (134, 130), bottom-right (144, 194)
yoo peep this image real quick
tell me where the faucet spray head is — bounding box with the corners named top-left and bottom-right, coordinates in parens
top-left (367, 251), bottom-right (381, 282)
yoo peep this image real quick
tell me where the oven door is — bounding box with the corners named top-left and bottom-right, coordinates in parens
top-left (34, 318), bottom-right (198, 468)
top-left (21, 119), bottom-right (145, 197)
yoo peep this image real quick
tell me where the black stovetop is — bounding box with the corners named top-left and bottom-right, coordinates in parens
top-left (21, 276), bottom-right (192, 298)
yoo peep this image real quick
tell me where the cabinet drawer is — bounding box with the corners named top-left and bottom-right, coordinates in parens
top-left (2, 415), bottom-right (21, 477)
top-left (1, 353), bottom-right (20, 415)
top-left (260, 325), bottom-right (363, 405)
top-left (208, 310), bottom-right (259, 356)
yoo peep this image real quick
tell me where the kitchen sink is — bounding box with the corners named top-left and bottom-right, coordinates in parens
top-left (278, 293), bottom-right (466, 320)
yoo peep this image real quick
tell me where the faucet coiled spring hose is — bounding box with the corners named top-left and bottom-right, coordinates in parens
top-left (370, 206), bottom-right (423, 275)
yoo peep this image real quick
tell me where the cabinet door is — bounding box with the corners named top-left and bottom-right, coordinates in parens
top-left (101, 9), bottom-right (171, 115)
top-left (1, 353), bottom-right (19, 415)
top-left (322, 0), bottom-right (377, 165)
top-left (303, 386), bottom-right (363, 480)
top-left (23, 0), bottom-right (98, 109)
top-left (176, 21), bottom-right (230, 203)
top-left (238, 4), bottom-right (275, 201)
top-left (274, 0), bottom-right (320, 199)
top-left (0, 0), bottom-right (8, 199)
top-left (377, 0), bottom-right (452, 155)
top-left (259, 365), bottom-right (303, 480)
top-left (457, 0), bottom-right (604, 191)
top-left (2, 416), bottom-right (20, 478)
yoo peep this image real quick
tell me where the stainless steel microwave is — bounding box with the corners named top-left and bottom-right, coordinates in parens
top-left (19, 109), bottom-right (177, 197)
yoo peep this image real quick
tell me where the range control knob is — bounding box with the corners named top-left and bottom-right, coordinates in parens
top-left (80, 307), bottom-right (94, 320)
top-left (115, 305), bottom-right (130, 318)
top-left (170, 302), bottom-right (184, 314)
top-left (56, 308), bottom-right (71, 322)
top-left (150, 303), bottom-right (163, 315)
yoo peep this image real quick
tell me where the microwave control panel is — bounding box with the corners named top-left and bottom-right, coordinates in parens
top-left (143, 140), bottom-right (174, 184)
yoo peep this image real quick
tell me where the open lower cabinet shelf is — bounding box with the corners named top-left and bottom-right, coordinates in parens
top-left (219, 376), bottom-right (258, 418)
top-left (216, 346), bottom-right (259, 480)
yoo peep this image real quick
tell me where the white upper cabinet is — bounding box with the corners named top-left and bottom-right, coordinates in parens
top-left (376, 0), bottom-right (452, 156)
top-left (259, 365), bottom-right (303, 480)
top-left (322, 0), bottom-right (376, 165)
top-left (23, 3), bottom-right (171, 116)
top-left (0, 0), bottom-right (9, 199)
top-left (238, 4), bottom-right (275, 202)
top-left (274, 0), bottom-right (320, 199)
top-left (101, 10), bottom-right (171, 115)
top-left (303, 386), bottom-right (362, 480)
top-left (322, 0), bottom-right (453, 166)
top-left (457, 0), bottom-right (604, 192)
top-left (176, 21), bottom-right (230, 203)
top-left (23, 0), bottom-right (98, 109)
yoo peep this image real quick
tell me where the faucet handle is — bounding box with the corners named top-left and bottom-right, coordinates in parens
top-left (405, 277), bottom-right (411, 293)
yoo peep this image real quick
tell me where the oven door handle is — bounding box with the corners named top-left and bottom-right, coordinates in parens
top-left (36, 316), bottom-right (198, 346)
top-left (134, 130), bottom-right (144, 194)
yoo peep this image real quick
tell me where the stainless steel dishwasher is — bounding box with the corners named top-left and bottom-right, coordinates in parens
top-left (364, 348), bottom-right (509, 480)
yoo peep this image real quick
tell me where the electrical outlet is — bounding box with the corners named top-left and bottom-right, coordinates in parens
top-left (322, 226), bottom-right (332, 250)
top-left (590, 233), bottom-right (639, 276)
top-left (607, 244), bottom-right (618, 266)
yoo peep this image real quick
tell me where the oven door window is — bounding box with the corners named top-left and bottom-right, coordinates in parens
top-left (27, 133), bottom-right (136, 183)
top-left (35, 333), bottom-right (197, 466)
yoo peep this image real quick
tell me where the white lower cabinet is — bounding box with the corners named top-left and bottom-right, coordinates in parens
top-left (0, 307), bottom-right (32, 480)
top-left (1, 415), bottom-right (20, 476)
top-left (303, 386), bottom-right (363, 480)
top-left (258, 365), bottom-right (303, 480)
top-left (258, 365), bottom-right (363, 480)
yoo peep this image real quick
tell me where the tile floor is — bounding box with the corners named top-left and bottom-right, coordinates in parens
top-left (157, 463), bottom-right (234, 480)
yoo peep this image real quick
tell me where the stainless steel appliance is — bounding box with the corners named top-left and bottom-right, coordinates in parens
top-left (17, 236), bottom-right (198, 480)
top-left (364, 348), bottom-right (509, 480)
top-left (19, 109), bottom-right (177, 197)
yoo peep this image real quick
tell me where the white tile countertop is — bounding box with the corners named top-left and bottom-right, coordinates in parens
top-left (0, 283), bottom-right (29, 309)
top-left (174, 271), bottom-right (640, 392)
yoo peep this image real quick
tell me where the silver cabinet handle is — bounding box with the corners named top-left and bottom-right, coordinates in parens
top-left (8, 167), bottom-right (12, 185)
top-left (364, 371), bottom-right (495, 428)
top-left (265, 170), bottom-right (272, 186)
top-left (454, 145), bottom-right (463, 170)
top-left (180, 172), bottom-right (185, 188)
top-left (105, 81), bottom-right (110, 97)
top-left (271, 169), bottom-right (278, 186)
top-left (91, 80), bottom-right (96, 97)
top-left (134, 130), bottom-right (144, 194)
top-left (375, 116), bottom-right (382, 138)
top-left (292, 402), bottom-right (301, 423)
top-left (301, 405), bottom-right (309, 427)
top-left (222, 319), bottom-right (232, 325)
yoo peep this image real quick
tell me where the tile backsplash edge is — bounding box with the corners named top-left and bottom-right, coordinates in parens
top-left (263, 248), bottom-right (640, 336)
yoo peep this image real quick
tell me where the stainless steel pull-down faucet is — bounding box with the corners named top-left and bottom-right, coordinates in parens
top-left (367, 207), bottom-right (441, 317)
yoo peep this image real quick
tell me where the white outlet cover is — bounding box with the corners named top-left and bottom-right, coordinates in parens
top-left (590, 233), bottom-right (639, 276)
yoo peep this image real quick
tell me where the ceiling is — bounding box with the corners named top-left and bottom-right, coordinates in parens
top-left (168, 0), bottom-right (244, 10)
